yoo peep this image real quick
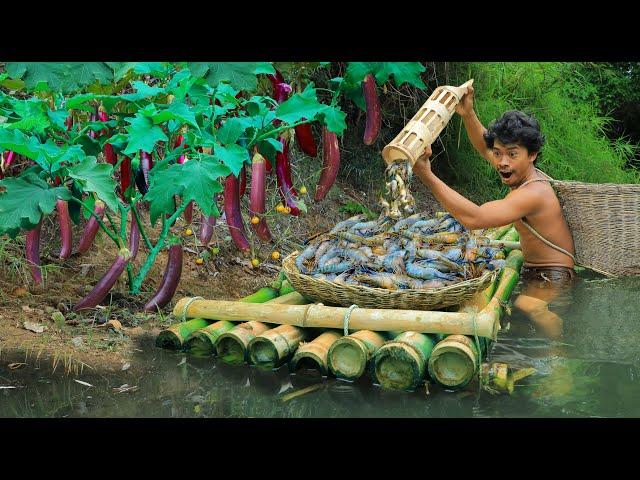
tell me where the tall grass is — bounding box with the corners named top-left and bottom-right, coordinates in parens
top-left (438, 62), bottom-right (640, 203)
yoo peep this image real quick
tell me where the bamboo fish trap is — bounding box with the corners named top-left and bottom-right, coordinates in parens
top-left (382, 79), bottom-right (474, 166)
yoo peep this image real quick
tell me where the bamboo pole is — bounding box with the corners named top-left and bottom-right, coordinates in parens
top-left (427, 334), bottom-right (488, 388)
top-left (215, 321), bottom-right (272, 365)
top-left (327, 330), bottom-right (393, 381)
top-left (290, 330), bottom-right (343, 376)
top-left (172, 299), bottom-right (497, 337)
top-left (209, 293), bottom-right (312, 364)
top-left (248, 325), bottom-right (316, 370)
top-left (183, 320), bottom-right (235, 356)
top-left (155, 318), bottom-right (210, 350)
top-left (427, 249), bottom-right (525, 389)
top-left (373, 331), bottom-right (437, 391)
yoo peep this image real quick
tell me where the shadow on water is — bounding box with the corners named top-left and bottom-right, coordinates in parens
top-left (2, 272), bottom-right (640, 418)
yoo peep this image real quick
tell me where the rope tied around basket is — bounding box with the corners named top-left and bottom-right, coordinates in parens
top-left (180, 296), bottom-right (204, 322)
top-left (343, 304), bottom-right (359, 336)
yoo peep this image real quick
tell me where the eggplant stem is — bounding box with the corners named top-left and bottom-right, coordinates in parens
top-left (130, 202), bottom-right (153, 251)
top-left (130, 201), bottom-right (188, 294)
top-left (68, 197), bottom-right (121, 247)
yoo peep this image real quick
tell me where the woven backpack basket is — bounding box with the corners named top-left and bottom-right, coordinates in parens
top-left (552, 179), bottom-right (640, 277)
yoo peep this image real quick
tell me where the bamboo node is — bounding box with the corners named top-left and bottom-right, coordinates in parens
top-left (180, 296), bottom-right (204, 322)
top-left (343, 304), bottom-right (359, 336)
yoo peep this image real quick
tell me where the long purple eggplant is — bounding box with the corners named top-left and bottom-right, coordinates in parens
top-left (129, 207), bottom-right (141, 260)
top-left (25, 220), bottom-right (43, 285)
top-left (77, 200), bottom-right (105, 254)
top-left (56, 199), bottom-right (72, 260)
top-left (199, 213), bottom-right (216, 245)
top-left (143, 243), bottom-right (184, 313)
top-left (73, 248), bottom-right (131, 311)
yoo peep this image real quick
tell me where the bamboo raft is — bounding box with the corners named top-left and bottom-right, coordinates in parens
top-left (157, 226), bottom-right (527, 393)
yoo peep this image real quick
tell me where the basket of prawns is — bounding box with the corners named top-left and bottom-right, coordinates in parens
top-left (283, 212), bottom-right (508, 311)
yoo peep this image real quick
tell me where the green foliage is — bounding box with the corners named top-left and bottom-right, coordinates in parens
top-left (66, 157), bottom-right (119, 212)
top-left (123, 114), bottom-right (169, 155)
top-left (5, 62), bottom-right (114, 93)
top-left (0, 174), bottom-right (71, 236)
top-left (187, 62), bottom-right (275, 91)
top-left (145, 156), bottom-right (229, 225)
top-left (338, 201), bottom-right (377, 220)
top-left (440, 62), bottom-right (640, 203)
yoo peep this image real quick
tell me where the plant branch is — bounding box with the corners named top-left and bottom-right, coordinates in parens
top-left (130, 201), bottom-right (188, 294)
top-left (67, 197), bottom-right (121, 247)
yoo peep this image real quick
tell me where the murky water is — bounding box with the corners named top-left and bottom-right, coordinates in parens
top-left (2, 271), bottom-right (640, 418)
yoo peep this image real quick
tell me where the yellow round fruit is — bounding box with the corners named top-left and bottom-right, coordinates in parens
top-left (251, 258), bottom-right (260, 267)
top-left (195, 258), bottom-right (204, 265)
top-left (185, 228), bottom-right (193, 236)
top-left (300, 186), bottom-right (307, 194)
top-left (251, 216), bottom-right (260, 225)
top-left (271, 251), bottom-right (280, 260)
top-left (284, 206), bottom-right (291, 214)
top-left (275, 204), bottom-right (285, 213)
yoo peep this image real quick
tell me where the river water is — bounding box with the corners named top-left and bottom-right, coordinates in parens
top-left (2, 271), bottom-right (640, 418)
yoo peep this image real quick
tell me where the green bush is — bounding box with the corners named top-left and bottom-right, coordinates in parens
top-left (437, 62), bottom-right (640, 203)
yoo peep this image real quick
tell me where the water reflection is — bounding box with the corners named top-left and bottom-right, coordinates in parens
top-left (2, 273), bottom-right (640, 418)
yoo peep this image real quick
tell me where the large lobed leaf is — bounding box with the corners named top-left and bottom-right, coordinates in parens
top-left (0, 174), bottom-right (71, 237)
top-left (145, 156), bottom-right (231, 225)
top-left (5, 63), bottom-right (114, 94)
top-left (123, 114), bottom-right (168, 155)
top-left (187, 62), bottom-right (275, 91)
top-left (275, 84), bottom-right (347, 135)
top-left (67, 157), bottom-right (119, 212)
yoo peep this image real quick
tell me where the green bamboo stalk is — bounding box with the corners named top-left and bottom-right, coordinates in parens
top-left (327, 330), bottom-right (395, 381)
top-left (290, 330), bottom-right (343, 376)
top-left (215, 321), bottom-right (272, 365)
top-left (427, 334), bottom-right (488, 388)
top-left (373, 331), bottom-right (438, 391)
top-left (183, 320), bottom-right (235, 356)
top-left (279, 279), bottom-right (296, 296)
top-left (248, 324), bottom-right (316, 370)
top-left (155, 318), bottom-right (211, 350)
top-left (427, 248), bottom-right (525, 389)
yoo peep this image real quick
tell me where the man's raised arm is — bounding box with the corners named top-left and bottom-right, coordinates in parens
top-left (455, 85), bottom-right (493, 163)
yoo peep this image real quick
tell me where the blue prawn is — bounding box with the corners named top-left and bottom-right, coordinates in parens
top-left (406, 261), bottom-right (457, 281)
top-left (295, 243), bottom-right (319, 274)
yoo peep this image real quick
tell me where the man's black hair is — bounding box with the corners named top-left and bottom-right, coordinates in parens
top-left (483, 110), bottom-right (546, 161)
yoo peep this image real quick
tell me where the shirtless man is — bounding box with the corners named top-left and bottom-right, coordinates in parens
top-left (412, 84), bottom-right (576, 339)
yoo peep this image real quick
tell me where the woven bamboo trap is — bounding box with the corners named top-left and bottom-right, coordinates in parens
top-left (552, 179), bottom-right (640, 277)
top-left (282, 252), bottom-right (497, 311)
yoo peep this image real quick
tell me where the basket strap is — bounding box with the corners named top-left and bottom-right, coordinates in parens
top-left (516, 169), bottom-right (577, 263)
top-left (519, 219), bottom-right (577, 263)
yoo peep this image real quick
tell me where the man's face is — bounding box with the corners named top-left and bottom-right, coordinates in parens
top-left (490, 140), bottom-right (538, 187)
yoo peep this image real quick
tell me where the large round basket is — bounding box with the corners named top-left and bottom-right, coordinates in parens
top-left (282, 252), bottom-right (497, 311)
top-left (553, 180), bottom-right (640, 277)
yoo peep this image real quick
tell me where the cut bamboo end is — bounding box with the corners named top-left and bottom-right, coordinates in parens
top-left (374, 342), bottom-right (425, 391)
top-left (155, 318), bottom-right (210, 350)
top-left (428, 335), bottom-right (481, 389)
top-left (215, 321), bottom-right (271, 365)
top-left (155, 330), bottom-right (182, 350)
top-left (248, 325), bottom-right (311, 370)
top-left (373, 331), bottom-right (436, 391)
top-left (327, 330), bottom-right (387, 381)
top-left (184, 320), bottom-right (235, 356)
top-left (290, 330), bottom-right (342, 376)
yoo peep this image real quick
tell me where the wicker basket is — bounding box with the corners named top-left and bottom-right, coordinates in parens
top-left (282, 252), bottom-right (497, 311)
top-left (553, 180), bottom-right (640, 277)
